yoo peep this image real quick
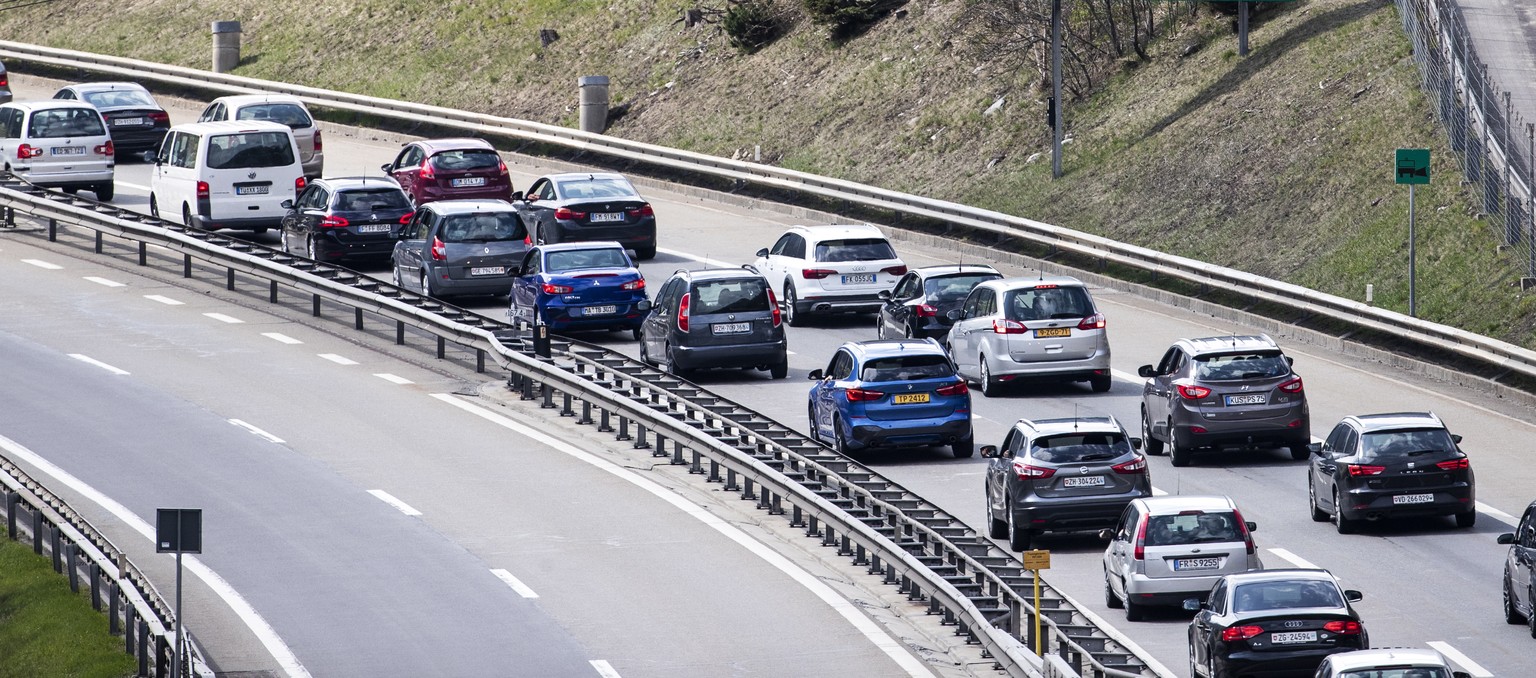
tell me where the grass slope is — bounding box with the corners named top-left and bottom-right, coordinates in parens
top-left (0, 540), bottom-right (135, 678)
top-left (3, 0), bottom-right (1533, 345)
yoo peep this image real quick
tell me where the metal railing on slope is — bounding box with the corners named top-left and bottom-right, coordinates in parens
top-left (0, 178), bottom-right (1160, 677)
top-left (1, 41), bottom-right (1535, 387)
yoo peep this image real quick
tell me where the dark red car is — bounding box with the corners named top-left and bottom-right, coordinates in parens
top-left (381, 138), bottom-right (513, 206)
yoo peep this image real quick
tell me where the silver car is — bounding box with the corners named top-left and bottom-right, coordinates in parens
top-left (197, 94), bottom-right (323, 179)
top-left (0, 100), bottom-right (115, 200)
top-left (1101, 495), bottom-right (1262, 621)
top-left (945, 276), bottom-right (1111, 395)
top-left (1314, 648), bottom-right (1469, 678)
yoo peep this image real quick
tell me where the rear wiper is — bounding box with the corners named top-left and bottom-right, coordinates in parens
top-left (1405, 449), bottom-right (1439, 457)
top-left (1239, 372), bottom-right (1268, 379)
top-left (1048, 313), bottom-right (1080, 319)
top-left (1077, 453), bottom-right (1116, 461)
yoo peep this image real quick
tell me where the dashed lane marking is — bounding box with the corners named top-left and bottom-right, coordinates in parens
top-left (367, 489), bottom-right (421, 516)
top-left (68, 354), bottom-right (129, 375)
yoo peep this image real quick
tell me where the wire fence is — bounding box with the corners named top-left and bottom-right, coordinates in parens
top-left (1395, 0), bottom-right (1536, 282)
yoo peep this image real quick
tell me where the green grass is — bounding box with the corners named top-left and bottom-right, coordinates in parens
top-left (0, 539), bottom-right (135, 678)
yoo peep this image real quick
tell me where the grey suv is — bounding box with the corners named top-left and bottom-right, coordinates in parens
top-left (945, 277), bottom-right (1112, 396)
top-left (1498, 498), bottom-right (1536, 636)
top-left (1138, 335), bottom-right (1310, 467)
top-left (640, 267), bottom-right (788, 380)
top-left (981, 417), bottom-right (1151, 551)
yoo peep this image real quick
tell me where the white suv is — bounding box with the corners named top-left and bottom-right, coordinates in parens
top-left (1101, 495), bottom-right (1262, 621)
top-left (0, 100), bottom-right (115, 199)
top-left (751, 224), bottom-right (906, 326)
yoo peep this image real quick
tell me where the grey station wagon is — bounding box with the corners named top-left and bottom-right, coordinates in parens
top-left (639, 267), bottom-right (788, 380)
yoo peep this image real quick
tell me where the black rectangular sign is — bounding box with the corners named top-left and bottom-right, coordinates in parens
top-left (156, 508), bottom-right (202, 554)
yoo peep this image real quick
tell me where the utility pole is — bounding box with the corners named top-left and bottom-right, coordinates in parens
top-left (1051, 0), bottom-right (1063, 179)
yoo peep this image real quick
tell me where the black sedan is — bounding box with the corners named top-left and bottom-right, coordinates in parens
top-left (53, 82), bottom-right (169, 157)
top-left (1187, 569), bottom-right (1367, 678)
top-left (511, 172), bottom-right (657, 260)
top-left (875, 264), bottom-right (1001, 339)
top-left (280, 178), bottom-right (414, 263)
top-left (1307, 412), bottom-right (1475, 533)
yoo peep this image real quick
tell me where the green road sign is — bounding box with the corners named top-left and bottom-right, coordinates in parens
top-left (1396, 148), bottom-right (1430, 185)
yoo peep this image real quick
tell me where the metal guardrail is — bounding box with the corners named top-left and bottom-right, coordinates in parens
top-left (2, 41), bottom-right (1536, 387)
top-left (0, 176), bottom-right (1162, 677)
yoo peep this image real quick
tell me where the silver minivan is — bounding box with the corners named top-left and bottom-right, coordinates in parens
top-left (1101, 495), bottom-right (1262, 621)
top-left (946, 277), bottom-right (1112, 396)
top-left (198, 94), bottom-right (323, 179)
top-left (0, 101), bottom-right (115, 200)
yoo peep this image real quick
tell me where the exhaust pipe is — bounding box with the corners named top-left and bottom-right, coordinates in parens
top-left (813, 302), bottom-right (832, 312)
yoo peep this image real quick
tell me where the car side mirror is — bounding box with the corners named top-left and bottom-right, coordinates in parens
top-left (142, 150), bottom-right (159, 164)
top-left (1284, 356), bottom-right (1294, 366)
top-left (1344, 590), bottom-right (1363, 602)
top-left (635, 299), bottom-right (651, 312)
top-left (1182, 598), bottom-right (1203, 611)
top-left (1098, 528), bottom-right (1115, 541)
top-left (1245, 521), bottom-right (1257, 532)
top-left (1453, 672), bottom-right (1471, 678)
top-left (755, 248), bottom-right (769, 258)
top-left (1307, 442), bottom-right (1322, 456)
top-left (280, 199), bottom-right (294, 209)
top-left (878, 290), bottom-right (891, 300)
top-left (511, 190), bottom-right (524, 201)
top-left (380, 163), bottom-right (392, 174)
top-left (1137, 365), bottom-right (1155, 378)
top-left (807, 369), bottom-right (823, 380)
top-left (1498, 533), bottom-right (1517, 544)
top-left (1451, 433), bottom-right (1463, 444)
top-left (979, 444), bottom-right (999, 458)
top-left (945, 309), bottom-right (961, 321)
top-left (1130, 437), bottom-right (1143, 450)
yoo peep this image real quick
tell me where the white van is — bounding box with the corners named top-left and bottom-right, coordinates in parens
top-left (148, 120), bottom-right (305, 232)
top-left (196, 94), bottom-right (322, 179)
top-left (0, 100), bottom-right (116, 199)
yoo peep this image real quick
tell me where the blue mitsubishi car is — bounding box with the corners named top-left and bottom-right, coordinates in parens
top-left (806, 339), bottom-right (974, 459)
top-left (507, 241), bottom-right (650, 338)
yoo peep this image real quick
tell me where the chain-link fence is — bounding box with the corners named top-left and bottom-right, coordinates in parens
top-left (1395, 0), bottom-right (1536, 282)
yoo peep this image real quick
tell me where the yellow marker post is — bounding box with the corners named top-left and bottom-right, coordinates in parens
top-left (1021, 549), bottom-right (1051, 656)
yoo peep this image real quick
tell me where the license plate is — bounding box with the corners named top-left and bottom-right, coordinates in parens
top-left (582, 305), bottom-right (617, 316)
top-left (1173, 558), bottom-right (1222, 571)
top-left (1034, 327), bottom-right (1072, 338)
top-left (711, 322), bottom-right (751, 335)
top-left (51, 146), bottom-right (85, 156)
top-left (236, 185), bottom-right (269, 195)
top-left (1269, 631), bottom-right (1317, 644)
top-left (1224, 394), bottom-right (1267, 406)
top-left (451, 177), bottom-right (486, 187)
top-left (470, 266), bottom-right (505, 276)
top-left (841, 273), bottom-right (876, 285)
top-left (892, 393), bottom-right (930, 405)
top-left (113, 117), bottom-right (144, 126)
top-left (589, 212), bottom-right (624, 223)
top-left (357, 224), bottom-right (391, 234)
top-left (1062, 475), bottom-right (1106, 488)
top-left (1393, 493), bottom-right (1434, 505)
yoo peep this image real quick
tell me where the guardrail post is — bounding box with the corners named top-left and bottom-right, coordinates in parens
top-left (3, 206), bottom-right (12, 226)
top-left (725, 468), bottom-right (740, 492)
top-left (138, 242), bottom-right (147, 266)
top-left (789, 502), bottom-right (802, 527)
top-left (136, 622), bottom-right (149, 676)
top-left (185, 254), bottom-right (193, 279)
top-left (560, 393), bottom-right (575, 417)
top-left (355, 308), bottom-right (364, 330)
top-left (437, 336), bottom-right (446, 359)
top-left (32, 512), bottom-right (43, 554)
top-left (670, 439), bottom-right (685, 464)
top-left (742, 478), bottom-right (757, 502)
top-left (540, 383), bottom-right (554, 408)
top-left (476, 348), bottom-right (486, 373)
top-left (396, 320), bottom-right (405, 345)
top-left (577, 399), bottom-right (592, 424)
top-left (632, 424), bottom-right (649, 449)
top-left (804, 514), bottom-right (818, 537)
top-left (6, 492), bottom-right (16, 540)
top-left (91, 562), bottom-right (102, 611)
top-left (226, 268), bottom-right (235, 291)
top-left (47, 218), bottom-right (56, 240)
top-left (616, 416), bottom-right (631, 441)
top-left (110, 581), bottom-right (121, 635)
top-left (598, 408), bottom-right (612, 432)
top-left (50, 528), bottom-right (62, 571)
top-left (124, 603), bottom-right (134, 650)
top-left (95, 231), bottom-right (103, 253)
top-left (66, 543), bottom-right (78, 591)
top-left (312, 294), bottom-right (322, 317)
top-left (653, 433), bottom-right (669, 458)
top-left (706, 458), bottom-right (720, 481)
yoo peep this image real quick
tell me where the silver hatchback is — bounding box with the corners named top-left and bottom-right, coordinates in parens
top-left (1101, 495), bottom-right (1262, 621)
top-left (945, 277), bottom-right (1111, 396)
top-left (0, 101), bottom-right (115, 199)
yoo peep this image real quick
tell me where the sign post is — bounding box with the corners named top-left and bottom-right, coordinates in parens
top-left (1022, 549), bottom-right (1051, 655)
top-left (1395, 148), bottom-right (1430, 317)
top-left (157, 509), bottom-right (202, 678)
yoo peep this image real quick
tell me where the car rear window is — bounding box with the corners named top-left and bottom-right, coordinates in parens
top-left (234, 103), bottom-right (313, 128)
top-left (27, 108), bottom-right (105, 138)
top-left (546, 248), bottom-right (630, 272)
top-left (1359, 428), bottom-right (1457, 463)
top-left (1194, 351), bottom-right (1289, 381)
top-left (1231, 580), bottom-right (1343, 612)
top-left (1144, 511), bottom-right (1241, 547)
top-left (82, 89), bottom-right (157, 108)
top-left (1003, 286), bottom-right (1095, 321)
top-left (924, 273), bottom-right (1000, 302)
top-left (1339, 669), bottom-right (1448, 678)
top-left (1028, 432), bottom-right (1132, 463)
top-left (814, 238), bottom-right (897, 262)
top-left (691, 279), bottom-right (770, 315)
top-left (555, 177), bottom-right (639, 200)
top-left (858, 354), bottom-right (954, 382)
top-left (431, 149), bottom-right (501, 171)
top-left (206, 132), bottom-right (295, 169)
top-left (333, 188), bottom-right (410, 211)
top-left (438, 212), bottom-right (526, 243)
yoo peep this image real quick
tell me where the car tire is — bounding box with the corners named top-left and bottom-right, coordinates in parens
top-left (1169, 440), bottom-right (1193, 468)
top-left (306, 236), bottom-right (319, 262)
top-left (875, 316), bottom-right (886, 340)
top-left (986, 489), bottom-right (1008, 539)
top-left (1333, 487), bottom-right (1355, 534)
top-left (784, 283), bottom-right (806, 327)
top-left (149, 194), bottom-right (160, 219)
top-left (1189, 654), bottom-right (1200, 678)
top-left (902, 323), bottom-right (914, 339)
top-left (1089, 372), bottom-right (1112, 393)
top-left (1308, 477), bottom-right (1328, 522)
top-left (420, 270), bottom-right (435, 299)
top-left (630, 326), bottom-right (642, 341)
top-left (391, 265), bottom-right (404, 288)
top-left (807, 404), bottom-right (822, 443)
top-left (1104, 573), bottom-right (1123, 609)
top-left (770, 359), bottom-right (788, 380)
top-left (1141, 409), bottom-right (1165, 456)
top-left (1288, 444), bottom-right (1310, 461)
top-left (1125, 597), bottom-right (1148, 622)
top-left (666, 345), bottom-right (692, 381)
top-left (182, 204), bottom-right (193, 228)
top-left (639, 337), bottom-right (654, 366)
top-left (832, 415), bottom-right (853, 457)
top-left (93, 183), bottom-right (114, 202)
top-left (1528, 586), bottom-right (1536, 639)
top-left (951, 435), bottom-right (974, 459)
top-left (634, 245), bottom-right (656, 261)
top-left (979, 355), bottom-right (1001, 397)
top-left (1504, 571), bottom-right (1525, 624)
top-left (1456, 509), bottom-right (1477, 528)
top-left (1006, 500), bottom-right (1032, 552)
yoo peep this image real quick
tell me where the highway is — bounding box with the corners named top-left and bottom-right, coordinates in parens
top-left (7, 70), bottom-right (1536, 677)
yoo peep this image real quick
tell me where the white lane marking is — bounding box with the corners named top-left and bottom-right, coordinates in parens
top-left (68, 354), bottom-right (129, 375)
top-left (589, 660), bottom-right (622, 678)
top-left (84, 276), bottom-right (125, 287)
top-left (1477, 501), bottom-right (1515, 522)
top-left (318, 353), bottom-right (358, 365)
top-left (785, 350), bottom-right (797, 355)
top-left (654, 247), bottom-right (734, 268)
top-left (0, 433), bottom-right (311, 677)
top-left (116, 181), bottom-right (151, 192)
top-left (1111, 368), bottom-right (1142, 383)
top-left (228, 419), bottom-right (284, 444)
top-left (374, 373), bottom-right (414, 385)
top-left (367, 489), bottom-right (422, 516)
top-left (144, 294), bottom-right (184, 306)
top-left (21, 258), bottom-right (62, 270)
top-left (203, 312), bottom-right (244, 324)
top-left (490, 568), bottom-right (540, 599)
top-left (1151, 486), bottom-right (1168, 496)
top-left (432, 394), bottom-right (934, 676)
top-left (1425, 641), bottom-right (1494, 678)
top-left (262, 332), bottom-right (303, 345)
top-left (1266, 548), bottom-right (1319, 570)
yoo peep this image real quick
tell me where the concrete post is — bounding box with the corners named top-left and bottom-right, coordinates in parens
top-left (578, 76), bottom-right (610, 134)
top-left (211, 21), bottom-right (241, 73)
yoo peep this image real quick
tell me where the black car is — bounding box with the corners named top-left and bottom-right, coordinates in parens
top-left (875, 264), bottom-right (1001, 340)
top-left (1186, 569), bottom-right (1367, 678)
top-left (391, 200), bottom-right (530, 299)
top-left (1497, 499), bottom-right (1536, 636)
top-left (512, 172), bottom-right (657, 260)
top-left (281, 178), bottom-right (413, 263)
top-left (1306, 412), bottom-right (1475, 534)
top-left (53, 82), bottom-right (169, 157)
top-left (0, 60), bottom-right (11, 104)
top-left (639, 267), bottom-right (788, 380)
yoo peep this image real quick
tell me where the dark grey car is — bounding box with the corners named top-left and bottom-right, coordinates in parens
top-left (391, 200), bottom-right (529, 299)
top-left (640, 268), bottom-right (788, 380)
top-left (1138, 335), bottom-right (1310, 468)
top-left (982, 417), bottom-right (1151, 551)
top-left (0, 61), bottom-right (10, 104)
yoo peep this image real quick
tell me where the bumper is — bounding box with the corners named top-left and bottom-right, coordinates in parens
top-left (673, 340), bottom-right (786, 370)
top-left (550, 220), bottom-right (657, 248)
top-left (315, 237), bottom-right (396, 261)
top-left (909, 318), bottom-right (956, 339)
top-left (18, 169), bottom-right (115, 186)
top-left (302, 154), bottom-right (324, 179)
top-left (193, 214), bottom-right (283, 231)
top-left (846, 417), bottom-right (971, 450)
top-left (795, 292), bottom-right (884, 315)
top-left (1014, 494), bottom-right (1144, 534)
top-left (1214, 645), bottom-right (1361, 677)
top-left (109, 129), bottom-right (168, 154)
top-left (432, 274), bottom-right (515, 297)
top-left (1172, 418), bottom-right (1310, 450)
top-left (985, 347), bottom-right (1111, 381)
top-left (1123, 572), bottom-right (1228, 602)
top-left (1340, 487), bottom-right (1474, 521)
top-left (416, 184), bottom-right (513, 204)
top-left (545, 304), bottom-right (647, 331)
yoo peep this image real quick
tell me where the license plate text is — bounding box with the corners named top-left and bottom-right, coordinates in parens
top-left (582, 305), bottom-right (617, 316)
top-left (1062, 475), bottom-right (1106, 488)
top-left (711, 322), bottom-right (751, 335)
top-left (892, 393), bottom-right (930, 405)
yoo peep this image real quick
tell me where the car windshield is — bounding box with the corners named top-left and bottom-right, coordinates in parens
top-left (206, 132), bottom-right (295, 169)
top-left (1003, 286), bottom-right (1095, 321)
top-left (1338, 669), bottom-right (1449, 678)
top-left (924, 273), bottom-right (1000, 302)
top-left (545, 248), bottom-right (630, 272)
top-left (555, 177), bottom-right (639, 200)
top-left (431, 149), bottom-right (501, 171)
top-left (27, 108), bottom-right (105, 138)
top-left (1359, 428), bottom-right (1457, 462)
top-left (858, 354), bottom-right (954, 382)
top-left (814, 238), bottom-right (897, 262)
top-left (1231, 580), bottom-right (1344, 612)
top-left (1194, 351), bottom-right (1290, 381)
top-left (334, 188), bottom-right (410, 211)
top-left (692, 279), bottom-right (771, 315)
top-left (1144, 511), bottom-right (1241, 546)
top-left (234, 103), bottom-right (313, 128)
top-left (438, 212), bottom-right (526, 243)
top-left (1029, 432), bottom-right (1132, 463)
top-left (82, 89), bottom-right (157, 108)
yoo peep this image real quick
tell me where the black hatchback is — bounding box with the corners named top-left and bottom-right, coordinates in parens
top-left (1307, 412), bottom-right (1475, 533)
top-left (875, 264), bottom-right (1001, 339)
top-left (639, 268), bottom-right (788, 380)
top-left (281, 178), bottom-right (413, 263)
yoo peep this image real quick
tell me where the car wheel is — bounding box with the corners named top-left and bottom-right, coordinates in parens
top-left (770, 358), bottom-right (788, 380)
top-left (950, 434), bottom-right (974, 459)
top-left (784, 283), bottom-right (806, 327)
top-left (807, 404), bottom-right (822, 443)
top-left (392, 265), bottom-right (404, 288)
top-left (1456, 508), bottom-right (1477, 528)
top-left (666, 344), bottom-right (692, 381)
top-left (1189, 653), bottom-right (1200, 678)
top-left (1104, 573), bottom-right (1123, 609)
top-left (986, 488), bottom-right (1008, 539)
top-left (1006, 499), bottom-right (1032, 552)
top-left (630, 326), bottom-right (642, 341)
top-left (306, 236), bottom-right (319, 261)
top-left (1332, 487), bottom-right (1355, 534)
top-left (832, 415), bottom-right (853, 456)
top-left (1089, 372), bottom-right (1112, 393)
top-left (902, 323), bottom-right (914, 339)
top-left (634, 245), bottom-right (656, 260)
top-left (1528, 586), bottom-right (1536, 638)
top-left (1289, 444), bottom-right (1310, 461)
top-left (420, 270), bottom-right (435, 299)
top-left (979, 354), bottom-right (1001, 397)
top-left (149, 194), bottom-right (160, 219)
top-left (93, 182), bottom-right (114, 201)
top-left (1504, 570), bottom-right (1525, 624)
top-left (1169, 438), bottom-right (1193, 468)
top-left (639, 337), bottom-right (654, 366)
top-left (1125, 596), bottom-right (1148, 622)
top-left (1308, 477), bottom-right (1328, 522)
top-left (181, 204), bottom-right (193, 228)
top-left (1141, 409), bottom-right (1165, 456)
top-left (875, 317), bottom-right (886, 340)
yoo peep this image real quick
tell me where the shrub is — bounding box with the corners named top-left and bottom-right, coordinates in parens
top-left (803, 0), bottom-right (887, 36)
top-left (724, 0), bottom-right (783, 52)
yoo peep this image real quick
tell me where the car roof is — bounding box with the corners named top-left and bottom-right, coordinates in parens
top-left (790, 224), bottom-right (886, 241)
top-left (4, 100), bottom-right (104, 112)
top-left (1346, 412), bottom-right (1446, 433)
top-left (422, 199), bottom-right (517, 215)
top-left (1326, 648), bottom-right (1449, 670)
top-left (540, 241), bottom-right (627, 253)
top-left (1019, 416), bottom-right (1125, 437)
top-left (976, 276), bottom-right (1085, 292)
top-left (1178, 335), bottom-right (1280, 356)
top-left (676, 267), bottom-right (766, 283)
top-left (167, 119), bottom-right (292, 134)
top-left (316, 177), bottom-right (406, 191)
top-left (914, 264), bottom-right (1001, 277)
top-left (1222, 568), bottom-right (1337, 585)
top-left (1134, 495), bottom-right (1238, 515)
top-left (544, 172), bottom-right (629, 182)
top-left (414, 137), bottom-right (496, 153)
top-left (843, 339), bottom-right (946, 360)
top-left (213, 93), bottom-right (308, 107)
top-left (67, 82), bottom-right (150, 94)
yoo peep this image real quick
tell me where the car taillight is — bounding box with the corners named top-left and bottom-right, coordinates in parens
top-left (1234, 508), bottom-right (1255, 555)
top-left (295, 176), bottom-right (306, 194)
top-left (0, 75), bottom-right (7, 87)
top-left (1077, 312), bottom-right (1106, 330)
top-left (767, 287), bottom-right (781, 327)
top-left (935, 381), bottom-right (968, 396)
top-left (1133, 512), bottom-right (1148, 560)
top-left (678, 292), bottom-right (690, 332)
top-left (992, 319), bottom-right (1027, 334)
top-left (542, 282), bottom-right (573, 294)
top-left (430, 236), bottom-right (446, 261)
top-left (148, 111), bottom-right (170, 124)
top-left (17, 143), bottom-right (41, 159)
top-left (1177, 384), bottom-right (1211, 400)
top-left (1322, 620), bottom-right (1361, 635)
top-left (93, 140), bottom-right (114, 156)
top-left (1435, 458), bottom-right (1469, 471)
top-left (844, 388), bottom-right (885, 402)
top-left (554, 207), bottom-right (587, 220)
top-left (914, 304), bottom-right (938, 318)
top-left (1279, 376), bottom-right (1304, 393)
top-left (1220, 626), bottom-right (1264, 642)
top-left (1112, 457), bottom-right (1147, 474)
top-left (312, 128), bottom-right (322, 153)
top-left (621, 278), bottom-right (645, 291)
top-left (626, 203), bottom-right (654, 218)
top-left (802, 268), bottom-right (836, 280)
top-left (881, 265), bottom-right (908, 276)
top-left (398, 211), bottom-right (415, 224)
top-left (1012, 462), bottom-right (1056, 480)
top-left (419, 158), bottom-right (435, 180)
top-left (319, 215), bottom-right (349, 228)
top-left (497, 159), bottom-right (509, 176)
top-left (195, 180), bottom-right (210, 199)
top-left (1347, 464), bottom-right (1385, 476)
